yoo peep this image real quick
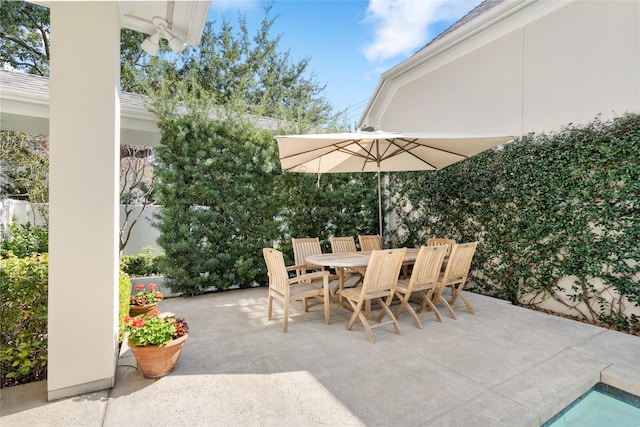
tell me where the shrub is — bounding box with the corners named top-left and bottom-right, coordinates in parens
top-left (0, 253), bottom-right (48, 388)
top-left (0, 221), bottom-right (48, 258)
top-left (119, 271), bottom-right (132, 341)
top-left (120, 251), bottom-right (164, 277)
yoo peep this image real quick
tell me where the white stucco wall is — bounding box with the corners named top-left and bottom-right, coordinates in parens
top-left (119, 205), bottom-right (162, 255)
top-left (1, 200), bottom-right (162, 256)
top-left (366, 0), bottom-right (640, 135)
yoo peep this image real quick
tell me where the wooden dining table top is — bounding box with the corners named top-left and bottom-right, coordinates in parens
top-left (306, 248), bottom-right (420, 269)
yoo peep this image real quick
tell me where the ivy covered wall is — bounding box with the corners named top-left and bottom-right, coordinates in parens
top-left (386, 114), bottom-right (639, 333)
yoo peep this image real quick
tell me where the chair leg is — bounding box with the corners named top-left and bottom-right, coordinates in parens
top-left (323, 284), bottom-right (331, 325)
top-left (282, 298), bottom-right (289, 333)
top-left (392, 292), bottom-right (422, 329)
top-left (345, 298), bottom-right (362, 330)
top-left (359, 311), bottom-right (375, 343)
top-left (450, 286), bottom-right (475, 315)
top-left (421, 296), bottom-right (444, 323)
top-left (378, 297), bottom-right (402, 336)
top-left (432, 293), bottom-right (456, 320)
top-left (267, 292), bottom-right (273, 321)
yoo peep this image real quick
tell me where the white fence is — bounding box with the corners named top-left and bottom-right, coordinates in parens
top-left (1, 199), bottom-right (161, 255)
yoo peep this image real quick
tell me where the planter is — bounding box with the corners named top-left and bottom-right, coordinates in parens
top-left (129, 302), bottom-right (158, 317)
top-left (128, 334), bottom-right (188, 378)
top-left (130, 276), bottom-right (181, 298)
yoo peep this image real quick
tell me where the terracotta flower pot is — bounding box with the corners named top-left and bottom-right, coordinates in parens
top-left (128, 302), bottom-right (158, 317)
top-left (129, 334), bottom-right (188, 378)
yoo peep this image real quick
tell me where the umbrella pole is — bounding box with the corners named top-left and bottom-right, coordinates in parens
top-left (377, 164), bottom-right (383, 242)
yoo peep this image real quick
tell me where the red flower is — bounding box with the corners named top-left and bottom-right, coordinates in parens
top-left (132, 318), bottom-right (146, 328)
top-left (148, 283), bottom-right (157, 291)
top-left (134, 284), bottom-right (144, 292)
top-left (148, 308), bottom-right (161, 317)
top-left (123, 315), bottom-right (132, 323)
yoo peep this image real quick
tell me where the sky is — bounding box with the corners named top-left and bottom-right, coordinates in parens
top-left (207, 0), bottom-right (483, 126)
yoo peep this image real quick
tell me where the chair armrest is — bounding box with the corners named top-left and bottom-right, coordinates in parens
top-left (289, 270), bottom-right (329, 284)
top-left (286, 264), bottom-right (307, 272)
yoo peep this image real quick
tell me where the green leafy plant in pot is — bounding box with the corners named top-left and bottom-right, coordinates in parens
top-left (122, 309), bottom-right (189, 378)
top-left (129, 283), bottom-right (163, 316)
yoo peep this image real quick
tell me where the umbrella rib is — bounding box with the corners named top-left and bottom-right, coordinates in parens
top-left (280, 139), bottom-right (375, 171)
top-left (280, 134), bottom-right (480, 172)
top-left (381, 138), bottom-right (468, 169)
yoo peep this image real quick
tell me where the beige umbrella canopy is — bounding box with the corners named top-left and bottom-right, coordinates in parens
top-left (275, 130), bottom-right (514, 238)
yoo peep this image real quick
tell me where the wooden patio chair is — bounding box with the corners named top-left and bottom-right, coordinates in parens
top-left (358, 234), bottom-right (382, 251)
top-left (393, 245), bottom-right (448, 329)
top-left (430, 241), bottom-right (479, 319)
top-left (329, 236), bottom-right (362, 288)
top-left (263, 248), bottom-right (331, 333)
top-left (292, 237), bottom-right (330, 276)
top-left (427, 237), bottom-right (456, 254)
top-left (340, 248), bottom-right (406, 343)
top-left (330, 236), bottom-right (358, 253)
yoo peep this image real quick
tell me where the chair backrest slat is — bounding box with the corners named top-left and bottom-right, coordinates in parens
top-left (330, 236), bottom-right (358, 254)
top-left (263, 248), bottom-right (289, 294)
top-left (442, 242), bottom-right (478, 285)
top-left (410, 245), bottom-right (448, 287)
top-left (292, 237), bottom-right (322, 267)
top-left (358, 235), bottom-right (382, 251)
top-left (427, 238), bottom-right (456, 254)
top-left (361, 248), bottom-right (406, 294)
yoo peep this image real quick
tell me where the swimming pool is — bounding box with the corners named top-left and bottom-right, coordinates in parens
top-left (543, 383), bottom-right (640, 427)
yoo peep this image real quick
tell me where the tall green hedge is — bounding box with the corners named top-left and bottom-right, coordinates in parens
top-left (153, 109), bottom-right (282, 295)
top-left (152, 105), bottom-right (379, 295)
top-left (387, 113), bottom-right (639, 332)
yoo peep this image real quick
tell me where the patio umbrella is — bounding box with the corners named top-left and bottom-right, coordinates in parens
top-left (275, 129), bottom-right (514, 238)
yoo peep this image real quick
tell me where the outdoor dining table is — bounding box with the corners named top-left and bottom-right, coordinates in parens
top-left (306, 248), bottom-right (420, 306)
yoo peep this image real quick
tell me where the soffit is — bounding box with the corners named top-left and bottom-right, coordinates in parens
top-left (32, 1), bottom-right (210, 46)
top-left (119, 1), bottom-right (210, 46)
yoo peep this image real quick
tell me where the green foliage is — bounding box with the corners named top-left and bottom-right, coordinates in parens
top-left (119, 272), bottom-right (132, 341)
top-left (0, 131), bottom-right (49, 221)
top-left (130, 283), bottom-right (161, 305)
top-left (138, 6), bottom-right (348, 132)
top-left (185, 5), bottom-right (345, 127)
top-left (122, 311), bottom-right (187, 347)
top-left (275, 172), bottom-right (378, 262)
top-left (388, 114), bottom-right (640, 333)
top-left (153, 101), bottom-right (282, 295)
top-left (0, 1), bottom-right (50, 76)
top-left (0, 221), bottom-right (48, 258)
top-left (0, 253), bottom-right (48, 387)
top-left (120, 251), bottom-right (165, 277)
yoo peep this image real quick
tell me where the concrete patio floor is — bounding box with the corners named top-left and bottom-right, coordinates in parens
top-left (2, 287), bottom-right (639, 426)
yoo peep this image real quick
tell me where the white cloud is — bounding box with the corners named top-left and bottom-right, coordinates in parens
top-left (362, 0), bottom-right (482, 63)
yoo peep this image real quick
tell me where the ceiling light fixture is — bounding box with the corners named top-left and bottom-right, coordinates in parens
top-left (141, 17), bottom-right (187, 56)
top-left (141, 31), bottom-right (161, 56)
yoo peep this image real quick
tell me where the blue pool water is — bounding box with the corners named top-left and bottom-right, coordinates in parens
top-left (544, 384), bottom-right (640, 427)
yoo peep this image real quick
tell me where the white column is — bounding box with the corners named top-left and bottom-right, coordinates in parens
top-left (48, 2), bottom-right (120, 400)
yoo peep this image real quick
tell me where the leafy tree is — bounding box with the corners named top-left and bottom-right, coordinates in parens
top-left (175, 5), bottom-right (348, 130)
top-left (0, 132), bottom-right (49, 223)
top-left (0, 2), bottom-right (158, 94)
top-left (0, 1), bottom-right (50, 76)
